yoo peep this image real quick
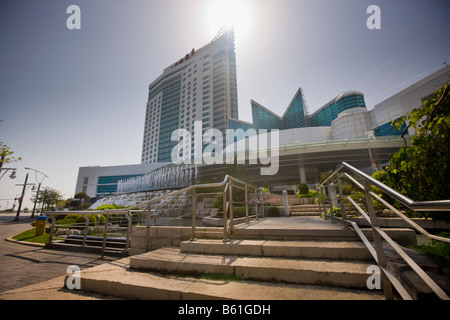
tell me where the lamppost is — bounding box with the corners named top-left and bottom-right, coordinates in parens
top-left (14, 173), bottom-right (35, 221)
top-left (25, 167), bottom-right (49, 217)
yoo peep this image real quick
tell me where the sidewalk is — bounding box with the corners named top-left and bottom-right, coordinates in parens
top-left (0, 213), bottom-right (121, 299)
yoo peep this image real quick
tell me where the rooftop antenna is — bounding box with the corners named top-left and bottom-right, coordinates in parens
top-left (300, 87), bottom-right (310, 116)
top-left (211, 25), bottom-right (234, 42)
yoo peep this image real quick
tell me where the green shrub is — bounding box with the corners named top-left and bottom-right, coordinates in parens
top-left (298, 183), bottom-right (309, 195)
top-left (212, 194), bottom-right (223, 211)
top-left (341, 184), bottom-right (353, 195)
top-left (327, 206), bottom-right (341, 217)
top-left (267, 205), bottom-right (281, 217)
top-left (298, 189), bottom-right (318, 199)
top-left (56, 214), bottom-right (81, 225)
top-left (96, 204), bottom-right (128, 211)
top-left (411, 232), bottom-right (450, 277)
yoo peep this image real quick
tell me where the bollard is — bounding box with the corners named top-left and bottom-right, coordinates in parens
top-left (282, 190), bottom-right (289, 216)
top-left (35, 215), bottom-right (47, 236)
top-left (328, 183), bottom-right (339, 209)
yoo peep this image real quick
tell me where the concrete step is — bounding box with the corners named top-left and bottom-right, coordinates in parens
top-left (230, 227), bottom-right (360, 241)
top-left (290, 205), bottom-right (320, 216)
top-left (290, 212), bottom-right (321, 216)
top-left (180, 239), bottom-right (373, 260)
top-left (291, 204), bottom-right (320, 209)
top-left (129, 247), bottom-right (374, 289)
top-left (44, 242), bottom-right (128, 257)
top-left (74, 257), bottom-right (384, 300)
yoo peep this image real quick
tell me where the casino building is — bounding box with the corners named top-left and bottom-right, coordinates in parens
top-left (75, 29), bottom-right (450, 199)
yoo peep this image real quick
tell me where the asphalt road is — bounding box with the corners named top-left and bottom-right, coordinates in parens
top-left (0, 213), bottom-right (119, 295)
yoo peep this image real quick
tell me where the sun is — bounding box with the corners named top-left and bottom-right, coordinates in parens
top-left (204, 0), bottom-right (254, 42)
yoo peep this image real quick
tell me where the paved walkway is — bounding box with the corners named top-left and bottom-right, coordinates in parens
top-left (0, 213), bottom-right (120, 299)
top-left (0, 214), bottom-right (347, 300)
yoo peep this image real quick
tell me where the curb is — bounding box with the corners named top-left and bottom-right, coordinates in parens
top-left (4, 236), bottom-right (46, 248)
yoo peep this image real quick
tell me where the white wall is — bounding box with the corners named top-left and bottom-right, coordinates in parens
top-left (331, 108), bottom-right (372, 139)
top-left (75, 162), bottom-right (170, 198)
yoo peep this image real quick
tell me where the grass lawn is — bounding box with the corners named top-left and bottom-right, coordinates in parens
top-left (11, 228), bottom-right (49, 244)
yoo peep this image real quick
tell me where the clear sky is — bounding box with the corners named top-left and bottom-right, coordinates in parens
top-left (1, 0), bottom-right (449, 210)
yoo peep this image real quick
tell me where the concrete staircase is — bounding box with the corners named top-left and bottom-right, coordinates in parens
top-left (290, 204), bottom-right (321, 216)
top-left (129, 239), bottom-right (375, 290)
top-left (71, 217), bottom-right (400, 300)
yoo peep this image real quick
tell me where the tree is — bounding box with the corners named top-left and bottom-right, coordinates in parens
top-left (0, 120), bottom-right (22, 176)
top-left (74, 192), bottom-right (90, 200)
top-left (31, 187), bottom-right (63, 211)
top-left (385, 81), bottom-right (450, 221)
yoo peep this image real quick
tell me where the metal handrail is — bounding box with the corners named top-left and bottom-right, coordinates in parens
top-left (317, 162), bottom-right (450, 300)
top-left (341, 162), bottom-right (450, 212)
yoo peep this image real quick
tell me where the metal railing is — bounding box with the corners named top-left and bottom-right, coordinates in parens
top-left (45, 175), bottom-right (260, 255)
top-left (119, 174), bottom-right (260, 244)
top-left (45, 210), bottom-right (146, 256)
top-left (316, 162), bottom-right (450, 300)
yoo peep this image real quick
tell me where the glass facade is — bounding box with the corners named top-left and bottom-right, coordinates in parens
top-left (336, 93), bottom-right (366, 114)
top-left (251, 91), bottom-right (366, 131)
top-left (228, 118), bottom-right (254, 131)
top-left (251, 101), bottom-right (282, 130)
top-left (97, 174), bottom-right (144, 197)
top-left (157, 75), bottom-right (182, 162)
top-left (282, 90), bottom-right (307, 129)
top-left (309, 102), bottom-right (338, 127)
top-left (310, 92), bottom-right (366, 127)
top-left (374, 118), bottom-right (408, 137)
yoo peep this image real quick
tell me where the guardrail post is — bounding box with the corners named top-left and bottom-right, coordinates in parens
top-left (82, 213), bottom-right (89, 247)
top-left (317, 190), bottom-right (322, 219)
top-left (222, 183), bottom-right (229, 242)
top-left (190, 189), bottom-right (196, 241)
top-left (229, 180), bottom-right (234, 232)
top-left (48, 214), bottom-right (55, 244)
top-left (327, 183), bottom-right (335, 219)
top-left (337, 174), bottom-right (348, 228)
top-left (260, 187), bottom-right (265, 218)
top-left (245, 185), bottom-right (249, 223)
top-left (145, 206), bottom-right (151, 252)
top-left (126, 211), bottom-right (132, 251)
top-left (253, 188), bottom-right (259, 221)
top-left (321, 185), bottom-right (328, 219)
top-left (364, 180), bottom-right (394, 300)
top-left (101, 212), bottom-right (109, 257)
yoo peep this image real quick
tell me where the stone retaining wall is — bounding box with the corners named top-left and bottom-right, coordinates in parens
top-left (129, 226), bottom-right (223, 255)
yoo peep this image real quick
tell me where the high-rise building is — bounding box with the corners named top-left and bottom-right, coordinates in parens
top-left (142, 28), bottom-right (238, 164)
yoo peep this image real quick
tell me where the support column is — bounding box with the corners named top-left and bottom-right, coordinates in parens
top-left (299, 165), bottom-right (307, 184)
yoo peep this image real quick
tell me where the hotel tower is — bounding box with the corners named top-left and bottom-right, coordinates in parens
top-left (141, 28), bottom-right (238, 164)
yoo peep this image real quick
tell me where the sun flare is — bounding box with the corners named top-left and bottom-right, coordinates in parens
top-left (204, 0), bottom-right (254, 42)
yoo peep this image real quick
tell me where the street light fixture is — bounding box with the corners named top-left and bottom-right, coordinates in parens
top-left (25, 167), bottom-right (49, 218)
top-left (0, 167), bottom-right (17, 180)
